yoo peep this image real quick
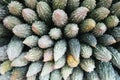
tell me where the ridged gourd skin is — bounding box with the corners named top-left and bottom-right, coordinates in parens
top-left (23, 35), bottom-right (39, 48)
top-left (80, 58), bottom-right (95, 72)
top-left (93, 45), bottom-right (112, 62)
top-left (79, 18), bottom-right (96, 33)
top-left (54, 55), bottom-right (65, 69)
top-left (110, 27), bottom-right (120, 42)
top-left (90, 7), bottom-right (110, 21)
top-left (7, 36), bottom-right (24, 61)
top-left (70, 7), bottom-right (89, 23)
top-left (80, 33), bottom-right (97, 47)
top-left (32, 21), bottom-right (48, 36)
top-left (85, 71), bottom-right (100, 80)
top-left (37, 1), bottom-right (52, 23)
top-left (50, 70), bottom-right (62, 80)
top-left (22, 8), bottom-right (38, 24)
top-left (52, 0), bottom-right (67, 10)
top-left (38, 35), bottom-right (53, 49)
top-left (66, 0), bottom-right (80, 12)
top-left (10, 67), bottom-right (27, 80)
top-left (3, 16), bottom-right (22, 30)
top-left (52, 9), bottom-right (68, 27)
top-left (68, 39), bottom-right (80, 60)
top-left (98, 34), bottom-right (116, 46)
top-left (71, 67), bottom-right (84, 80)
top-left (40, 61), bottom-right (54, 76)
top-left (61, 65), bottom-right (73, 80)
top-left (26, 62), bottom-right (43, 77)
top-left (54, 40), bottom-right (67, 61)
top-left (8, 1), bottom-right (23, 16)
top-left (80, 43), bottom-right (92, 58)
top-left (67, 38), bottom-right (80, 67)
top-left (98, 0), bottom-right (113, 8)
top-left (24, 47), bottom-right (43, 62)
top-left (107, 47), bottom-right (120, 69)
top-left (0, 0), bottom-right (120, 80)
top-left (64, 23), bottom-right (79, 38)
top-left (105, 15), bottom-right (119, 28)
top-left (49, 28), bottom-right (62, 40)
top-left (25, 0), bottom-right (37, 9)
top-left (39, 73), bottom-right (50, 80)
top-left (43, 48), bottom-right (54, 62)
top-left (67, 54), bottom-right (79, 68)
top-left (0, 60), bottom-right (11, 75)
top-left (111, 2), bottom-right (120, 18)
top-left (92, 22), bottom-right (107, 37)
top-left (96, 62), bottom-right (116, 80)
top-left (11, 52), bottom-right (28, 67)
top-left (81, 0), bottom-right (96, 11)
top-left (27, 74), bottom-right (37, 80)
top-left (12, 24), bottom-right (32, 38)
